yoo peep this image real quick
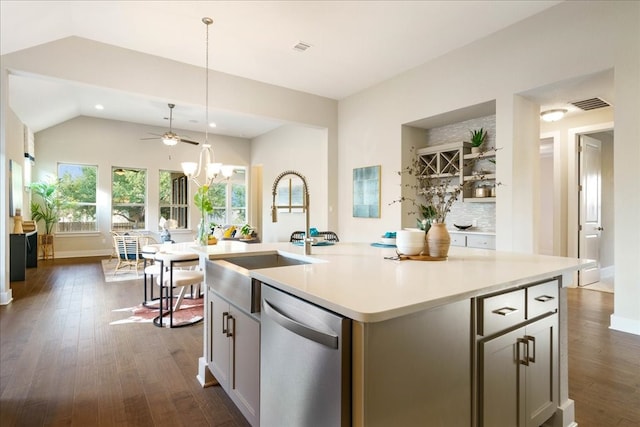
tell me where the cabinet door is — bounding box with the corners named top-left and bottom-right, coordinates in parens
top-left (450, 233), bottom-right (466, 247)
top-left (523, 314), bottom-right (557, 427)
top-left (466, 234), bottom-right (496, 250)
top-left (209, 292), bottom-right (231, 389)
top-left (229, 307), bottom-right (260, 427)
top-left (479, 327), bottom-right (524, 427)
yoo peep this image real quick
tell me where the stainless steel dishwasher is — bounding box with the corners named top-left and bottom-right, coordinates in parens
top-left (260, 283), bottom-right (351, 427)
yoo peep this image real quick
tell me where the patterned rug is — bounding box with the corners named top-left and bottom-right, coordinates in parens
top-left (101, 258), bottom-right (143, 282)
top-left (110, 297), bottom-right (204, 328)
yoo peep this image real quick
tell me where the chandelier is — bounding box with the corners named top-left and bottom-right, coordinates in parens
top-left (181, 17), bottom-right (234, 187)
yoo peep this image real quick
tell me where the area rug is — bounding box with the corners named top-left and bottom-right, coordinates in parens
top-left (110, 297), bottom-right (204, 328)
top-left (102, 259), bottom-right (143, 283)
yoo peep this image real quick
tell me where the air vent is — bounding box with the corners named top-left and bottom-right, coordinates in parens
top-left (570, 97), bottom-right (611, 111)
top-left (292, 41), bottom-right (312, 52)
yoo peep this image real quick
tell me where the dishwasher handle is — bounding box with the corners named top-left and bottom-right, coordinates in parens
top-left (263, 299), bottom-right (338, 349)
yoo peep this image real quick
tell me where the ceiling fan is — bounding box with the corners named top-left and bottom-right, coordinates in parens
top-left (141, 103), bottom-right (200, 146)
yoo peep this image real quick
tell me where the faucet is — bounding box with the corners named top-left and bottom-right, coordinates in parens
top-left (271, 170), bottom-right (312, 255)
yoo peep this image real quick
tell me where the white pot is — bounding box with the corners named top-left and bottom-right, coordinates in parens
top-left (396, 229), bottom-right (425, 255)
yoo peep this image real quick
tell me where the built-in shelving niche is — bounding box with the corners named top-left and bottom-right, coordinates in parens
top-left (400, 100), bottom-right (497, 232)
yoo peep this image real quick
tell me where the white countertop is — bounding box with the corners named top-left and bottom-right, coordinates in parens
top-left (197, 241), bottom-right (593, 323)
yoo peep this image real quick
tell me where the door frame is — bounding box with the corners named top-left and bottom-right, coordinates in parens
top-left (567, 122), bottom-right (613, 276)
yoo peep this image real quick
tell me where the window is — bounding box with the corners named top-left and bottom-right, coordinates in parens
top-left (159, 170), bottom-right (188, 229)
top-left (275, 175), bottom-right (306, 213)
top-left (57, 163), bottom-right (97, 232)
top-left (205, 167), bottom-right (247, 226)
top-left (112, 167), bottom-right (146, 231)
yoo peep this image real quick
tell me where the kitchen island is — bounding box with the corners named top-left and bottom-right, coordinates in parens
top-left (197, 241), bottom-right (593, 427)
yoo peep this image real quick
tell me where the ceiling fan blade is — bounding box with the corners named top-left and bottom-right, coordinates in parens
top-left (147, 132), bottom-right (163, 137)
top-left (140, 137), bottom-right (159, 140)
top-left (180, 138), bottom-right (200, 145)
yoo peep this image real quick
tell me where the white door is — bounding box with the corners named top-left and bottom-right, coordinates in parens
top-left (578, 135), bottom-right (602, 286)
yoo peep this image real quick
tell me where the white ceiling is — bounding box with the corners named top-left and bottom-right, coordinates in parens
top-left (2, 0), bottom-right (611, 139)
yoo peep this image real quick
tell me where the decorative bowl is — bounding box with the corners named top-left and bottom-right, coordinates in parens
top-left (380, 237), bottom-right (396, 246)
top-left (454, 224), bottom-right (473, 230)
top-left (396, 230), bottom-right (425, 255)
top-left (396, 244), bottom-right (423, 255)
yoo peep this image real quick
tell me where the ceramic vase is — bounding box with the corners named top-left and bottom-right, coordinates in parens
top-left (426, 222), bottom-right (451, 258)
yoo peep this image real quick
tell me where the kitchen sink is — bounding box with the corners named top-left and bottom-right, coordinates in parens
top-left (206, 252), bottom-right (311, 313)
top-left (223, 253), bottom-right (310, 270)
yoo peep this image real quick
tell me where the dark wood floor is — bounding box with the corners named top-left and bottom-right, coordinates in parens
top-left (567, 287), bottom-right (640, 427)
top-left (0, 257), bottom-right (249, 427)
top-left (1, 258), bottom-right (639, 426)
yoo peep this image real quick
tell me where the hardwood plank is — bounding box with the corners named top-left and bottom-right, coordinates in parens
top-left (1, 257), bottom-right (248, 427)
top-left (567, 288), bottom-right (640, 427)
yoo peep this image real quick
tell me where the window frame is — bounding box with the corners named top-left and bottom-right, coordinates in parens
top-left (159, 170), bottom-right (189, 230)
top-left (56, 162), bottom-right (98, 233)
top-left (204, 167), bottom-right (247, 227)
top-left (111, 167), bottom-right (147, 232)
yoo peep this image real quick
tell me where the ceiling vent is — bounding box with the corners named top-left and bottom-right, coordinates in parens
top-left (292, 41), bottom-right (312, 52)
top-left (570, 97), bottom-right (611, 111)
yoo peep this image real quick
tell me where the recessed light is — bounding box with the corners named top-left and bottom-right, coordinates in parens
top-left (94, 104), bottom-right (104, 110)
top-left (209, 122), bottom-right (217, 128)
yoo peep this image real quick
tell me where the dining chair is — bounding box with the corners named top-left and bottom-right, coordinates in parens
top-left (318, 231), bottom-right (340, 242)
top-left (112, 233), bottom-right (144, 276)
top-left (290, 231), bottom-right (305, 242)
top-left (153, 251), bottom-right (204, 328)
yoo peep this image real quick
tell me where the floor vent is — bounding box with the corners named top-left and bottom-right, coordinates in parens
top-left (570, 97), bottom-right (611, 111)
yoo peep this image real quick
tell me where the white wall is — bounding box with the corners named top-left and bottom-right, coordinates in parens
top-left (251, 124), bottom-right (328, 242)
top-left (0, 98), bottom-right (28, 304)
top-left (538, 141), bottom-right (554, 256)
top-left (338, 1), bottom-right (639, 333)
top-left (33, 115), bottom-right (251, 256)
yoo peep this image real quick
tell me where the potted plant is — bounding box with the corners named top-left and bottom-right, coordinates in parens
top-left (240, 224), bottom-right (254, 239)
top-left (30, 180), bottom-right (63, 259)
top-left (469, 128), bottom-right (487, 153)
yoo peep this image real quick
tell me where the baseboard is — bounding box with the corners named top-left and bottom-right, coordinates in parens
top-left (197, 356), bottom-right (217, 388)
top-left (0, 290), bottom-right (13, 305)
top-left (545, 399), bottom-right (576, 427)
top-left (600, 265), bottom-right (614, 279)
top-left (52, 249), bottom-right (111, 259)
top-left (610, 314), bottom-right (640, 336)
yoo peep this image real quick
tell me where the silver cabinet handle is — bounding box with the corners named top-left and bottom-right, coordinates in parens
top-left (517, 337), bottom-right (530, 366)
top-left (263, 299), bottom-right (338, 349)
top-left (534, 295), bottom-right (555, 303)
top-left (492, 306), bottom-right (518, 316)
top-left (222, 311), bottom-right (229, 334)
top-left (226, 314), bottom-right (233, 338)
top-left (525, 335), bottom-right (536, 363)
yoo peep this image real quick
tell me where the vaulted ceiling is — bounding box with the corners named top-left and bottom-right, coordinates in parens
top-left (3, 1), bottom-right (611, 138)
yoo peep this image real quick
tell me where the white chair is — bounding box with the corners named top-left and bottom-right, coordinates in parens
top-left (112, 234), bottom-right (144, 276)
top-left (153, 251), bottom-right (204, 328)
top-left (141, 243), bottom-right (161, 306)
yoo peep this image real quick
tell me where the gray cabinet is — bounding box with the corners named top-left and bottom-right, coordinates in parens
top-left (208, 290), bottom-right (260, 426)
top-left (476, 280), bottom-right (559, 427)
top-left (450, 232), bottom-right (496, 250)
top-left (353, 299), bottom-right (472, 426)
